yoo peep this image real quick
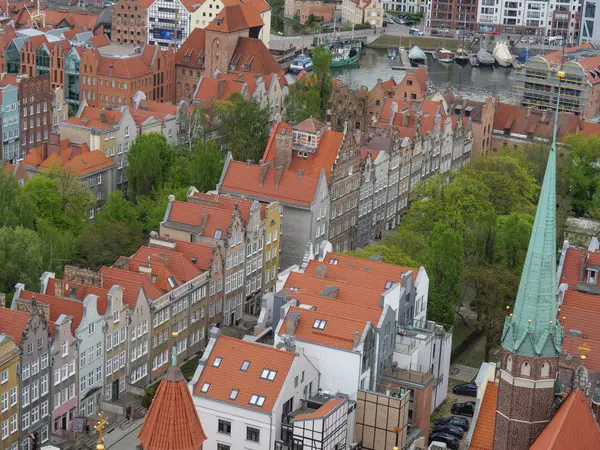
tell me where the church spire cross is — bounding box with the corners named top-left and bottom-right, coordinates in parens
top-left (500, 72), bottom-right (565, 357)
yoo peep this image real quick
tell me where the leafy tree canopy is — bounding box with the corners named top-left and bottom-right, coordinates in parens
top-left (127, 133), bottom-right (175, 200)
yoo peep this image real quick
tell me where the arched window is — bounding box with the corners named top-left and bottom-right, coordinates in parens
top-left (521, 361), bottom-right (531, 377)
top-left (506, 356), bottom-right (513, 372)
top-left (541, 362), bottom-right (550, 378)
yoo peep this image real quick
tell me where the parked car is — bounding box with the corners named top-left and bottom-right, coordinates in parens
top-left (430, 433), bottom-right (460, 450)
top-left (451, 401), bottom-right (476, 417)
top-left (409, 28), bottom-right (423, 36)
top-left (435, 415), bottom-right (470, 431)
top-left (432, 424), bottom-right (465, 439)
top-left (453, 382), bottom-right (477, 397)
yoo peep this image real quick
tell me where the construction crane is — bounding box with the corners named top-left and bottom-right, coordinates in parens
top-left (24, 0), bottom-right (46, 29)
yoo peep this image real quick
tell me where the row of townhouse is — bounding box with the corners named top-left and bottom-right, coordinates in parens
top-left (217, 94), bottom-right (472, 269)
top-left (0, 191), bottom-right (282, 446)
top-left (189, 251), bottom-right (452, 449)
top-left (341, 0), bottom-right (386, 28)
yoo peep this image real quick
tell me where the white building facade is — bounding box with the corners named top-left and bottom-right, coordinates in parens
top-left (147, 0), bottom-right (193, 48)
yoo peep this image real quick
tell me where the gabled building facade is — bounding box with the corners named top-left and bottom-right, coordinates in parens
top-left (0, 334), bottom-right (20, 450)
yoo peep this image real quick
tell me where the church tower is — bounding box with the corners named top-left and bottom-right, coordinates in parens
top-left (493, 75), bottom-right (565, 450)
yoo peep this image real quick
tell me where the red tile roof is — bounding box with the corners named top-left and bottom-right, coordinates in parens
top-left (292, 397), bottom-right (344, 421)
top-left (220, 160), bottom-right (320, 207)
top-left (131, 246), bottom-right (202, 282)
top-left (138, 365), bottom-right (207, 450)
top-left (175, 28), bottom-right (206, 69)
top-left (193, 75), bottom-right (247, 105)
top-left (228, 37), bottom-right (283, 75)
top-left (261, 122), bottom-right (343, 181)
top-left (0, 308), bottom-right (31, 345)
top-left (100, 266), bottom-right (164, 306)
top-left (469, 382), bottom-right (498, 450)
top-left (312, 252), bottom-right (418, 283)
top-left (530, 388), bottom-right (600, 449)
top-left (579, 121), bottom-right (600, 138)
top-left (194, 335), bottom-right (295, 412)
top-left (166, 200), bottom-right (234, 239)
top-left (2, 161), bottom-right (15, 175)
top-left (156, 238), bottom-right (216, 272)
top-left (205, 3), bottom-right (263, 32)
top-left (45, 278), bottom-right (109, 315)
top-left (188, 191), bottom-right (266, 221)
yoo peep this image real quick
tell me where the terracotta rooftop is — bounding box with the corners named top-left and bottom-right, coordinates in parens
top-left (292, 397), bottom-right (344, 421)
top-left (18, 290), bottom-right (84, 331)
top-left (165, 200), bottom-right (235, 239)
top-left (579, 121), bottom-right (600, 138)
top-left (188, 190), bottom-right (266, 221)
top-left (530, 388), bottom-right (600, 449)
top-left (220, 160), bottom-right (321, 207)
top-left (153, 238), bottom-right (216, 272)
top-left (193, 75), bottom-right (247, 106)
top-left (469, 381), bottom-right (498, 450)
top-left (0, 307), bottom-right (31, 345)
top-left (2, 161), bottom-right (15, 175)
top-left (45, 277), bottom-right (109, 314)
top-left (282, 306), bottom-right (367, 350)
top-left (205, 3), bottom-right (263, 33)
top-left (261, 122), bottom-right (344, 181)
top-left (175, 28), bottom-right (206, 69)
top-left (100, 266), bottom-right (164, 306)
top-left (228, 37), bottom-right (283, 75)
top-left (130, 246), bottom-right (203, 282)
top-left (137, 364), bottom-right (207, 450)
top-left (194, 335), bottom-right (295, 412)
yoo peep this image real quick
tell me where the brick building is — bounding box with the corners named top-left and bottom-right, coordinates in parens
top-left (175, 28), bottom-right (205, 101)
top-left (111, 0), bottom-right (153, 46)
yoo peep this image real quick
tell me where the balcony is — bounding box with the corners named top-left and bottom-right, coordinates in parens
top-left (479, 14), bottom-right (497, 23)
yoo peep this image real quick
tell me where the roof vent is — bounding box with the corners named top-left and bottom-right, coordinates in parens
top-left (191, 257), bottom-right (197, 265)
top-left (319, 285), bottom-right (339, 299)
top-left (216, 18), bottom-right (223, 26)
top-left (568, 329), bottom-right (582, 338)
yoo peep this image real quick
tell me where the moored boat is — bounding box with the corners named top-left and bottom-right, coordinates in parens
top-left (493, 42), bottom-right (512, 67)
top-left (518, 49), bottom-right (531, 64)
top-left (330, 45), bottom-right (360, 68)
top-left (476, 47), bottom-right (495, 66)
top-left (388, 48), bottom-right (398, 59)
top-left (408, 45), bottom-right (426, 65)
top-left (455, 47), bottom-right (469, 65)
top-left (290, 54), bottom-right (313, 73)
top-left (437, 48), bottom-right (454, 64)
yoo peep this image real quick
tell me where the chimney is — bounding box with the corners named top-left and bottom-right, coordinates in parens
top-left (353, 331), bottom-right (360, 348)
top-left (315, 265), bottom-right (327, 278)
top-left (275, 127), bottom-right (292, 170)
top-left (99, 110), bottom-right (105, 123)
top-left (580, 252), bottom-right (589, 283)
top-left (246, 159), bottom-right (252, 168)
top-left (259, 161), bottom-right (270, 187)
top-left (402, 111), bottom-right (409, 127)
top-left (298, 169), bottom-right (304, 178)
top-left (526, 106), bottom-right (532, 118)
top-left (109, 64), bottom-right (113, 76)
top-left (200, 209), bottom-right (209, 228)
top-left (55, 279), bottom-right (65, 299)
top-left (286, 311), bottom-right (300, 335)
top-left (275, 166), bottom-right (284, 188)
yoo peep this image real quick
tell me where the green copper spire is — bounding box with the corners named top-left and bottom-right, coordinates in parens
top-left (501, 75), bottom-right (564, 357)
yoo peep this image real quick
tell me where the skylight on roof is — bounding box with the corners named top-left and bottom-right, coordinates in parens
top-left (384, 281), bottom-right (393, 290)
top-left (260, 369), bottom-right (277, 381)
top-left (329, 258), bottom-right (339, 265)
top-left (167, 275), bottom-right (178, 289)
top-left (241, 360), bottom-right (250, 372)
top-left (289, 286), bottom-right (299, 292)
top-left (249, 394), bottom-right (266, 406)
top-left (213, 357), bottom-right (223, 368)
top-left (214, 229), bottom-right (223, 240)
top-left (313, 319), bottom-right (327, 330)
top-left (229, 389), bottom-right (239, 400)
top-left (200, 382), bottom-right (211, 393)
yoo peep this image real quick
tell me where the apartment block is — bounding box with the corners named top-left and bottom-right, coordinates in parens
top-left (111, 0), bottom-right (151, 46)
top-left (426, 0), bottom-right (478, 31)
top-left (131, 91), bottom-right (181, 145)
top-left (0, 83), bottom-right (20, 162)
top-left (22, 135), bottom-right (116, 221)
top-left (342, 0), bottom-right (385, 28)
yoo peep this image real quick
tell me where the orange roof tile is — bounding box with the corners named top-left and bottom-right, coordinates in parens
top-left (228, 37), bottom-right (282, 75)
top-left (100, 266), bottom-right (164, 306)
top-left (175, 28), bottom-right (206, 69)
top-left (194, 335), bottom-right (295, 412)
top-left (530, 388), bottom-right (600, 449)
top-left (63, 149), bottom-right (113, 176)
top-left (193, 76), bottom-right (246, 105)
top-left (131, 246), bottom-right (202, 282)
top-left (292, 397), bottom-right (344, 421)
top-left (0, 308), bottom-right (31, 344)
top-left (2, 161), bottom-right (15, 175)
top-left (313, 252), bottom-right (418, 283)
top-left (157, 238), bottom-right (216, 272)
top-left (138, 364), bottom-right (207, 450)
top-left (19, 290), bottom-right (84, 331)
top-left (166, 201), bottom-right (234, 239)
top-left (189, 191), bottom-right (266, 221)
top-left (45, 278), bottom-right (109, 314)
top-left (261, 123), bottom-right (343, 181)
top-left (220, 160), bottom-right (321, 207)
top-left (469, 382), bottom-right (498, 450)
top-left (205, 3), bottom-right (263, 33)
top-left (579, 122), bottom-right (600, 138)
top-left (282, 306), bottom-right (366, 350)
top-left (290, 292), bottom-right (382, 326)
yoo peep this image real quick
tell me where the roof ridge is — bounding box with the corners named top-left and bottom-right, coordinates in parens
top-left (290, 306), bottom-right (371, 324)
top-left (218, 335), bottom-right (295, 358)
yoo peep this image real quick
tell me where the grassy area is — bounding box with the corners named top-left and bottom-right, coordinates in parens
top-left (370, 35), bottom-right (462, 51)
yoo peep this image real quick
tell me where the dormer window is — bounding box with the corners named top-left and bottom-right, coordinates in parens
top-left (313, 319), bottom-right (327, 330)
top-left (587, 268), bottom-right (598, 285)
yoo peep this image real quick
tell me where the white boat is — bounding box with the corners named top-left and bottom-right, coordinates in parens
top-left (290, 54), bottom-right (313, 73)
top-left (408, 45), bottom-right (426, 65)
top-left (455, 47), bottom-right (469, 65)
top-left (476, 48), bottom-right (495, 66)
top-left (493, 42), bottom-right (512, 67)
top-left (437, 48), bottom-right (454, 64)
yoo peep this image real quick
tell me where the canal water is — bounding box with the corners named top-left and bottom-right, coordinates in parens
top-left (286, 47), bottom-right (518, 103)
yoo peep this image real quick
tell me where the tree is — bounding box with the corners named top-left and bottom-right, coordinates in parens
top-left (75, 220), bottom-right (143, 270)
top-left (179, 107), bottom-right (206, 151)
top-left (495, 213), bottom-right (533, 273)
top-left (98, 191), bottom-right (140, 227)
top-left (187, 140), bottom-right (224, 193)
top-left (0, 171), bottom-right (34, 228)
top-left (426, 221), bottom-right (464, 325)
top-left (35, 218), bottom-right (75, 274)
top-left (135, 185), bottom-right (189, 236)
top-left (383, 228), bottom-right (428, 266)
top-left (284, 80), bottom-right (322, 123)
top-left (312, 45), bottom-right (333, 117)
top-left (463, 264), bottom-right (519, 361)
top-left (348, 244), bottom-right (418, 267)
top-left (127, 133), bottom-right (175, 200)
top-left (45, 165), bottom-right (96, 229)
top-left (0, 226), bottom-right (43, 293)
top-left (564, 133), bottom-right (600, 216)
top-left (214, 93), bottom-right (270, 162)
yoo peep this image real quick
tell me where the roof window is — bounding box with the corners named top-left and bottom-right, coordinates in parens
top-left (313, 319), bottom-right (327, 330)
top-left (241, 360), bottom-right (250, 372)
top-left (260, 369), bottom-right (277, 381)
top-left (213, 356), bottom-right (223, 367)
top-left (289, 286), bottom-right (299, 292)
top-left (328, 258), bottom-right (339, 265)
top-left (384, 281), bottom-right (393, 290)
top-left (214, 229), bottom-right (223, 239)
top-left (167, 275), bottom-right (178, 289)
top-left (249, 394), bottom-right (266, 406)
top-left (200, 382), bottom-right (211, 393)
top-left (229, 389), bottom-right (239, 400)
